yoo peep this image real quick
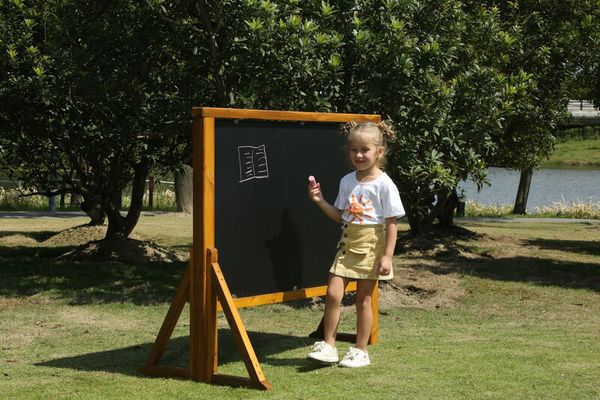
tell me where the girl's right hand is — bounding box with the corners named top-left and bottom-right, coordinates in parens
top-left (308, 182), bottom-right (323, 203)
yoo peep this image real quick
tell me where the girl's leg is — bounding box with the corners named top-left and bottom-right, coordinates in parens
top-left (323, 273), bottom-right (348, 347)
top-left (354, 279), bottom-right (377, 350)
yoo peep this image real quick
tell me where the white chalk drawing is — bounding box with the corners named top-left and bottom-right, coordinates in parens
top-left (238, 145), bottom-right (270, 183)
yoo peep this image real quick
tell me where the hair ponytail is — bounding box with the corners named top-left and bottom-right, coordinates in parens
top-left (340, 120), bottom-right (396, 144)
top-left (377, 120), bottom-right (396, 141)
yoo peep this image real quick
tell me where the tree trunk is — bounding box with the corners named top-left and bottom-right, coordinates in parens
top-left (393, 178), bottom-right (435, 235)
top-left (403, 190), bottom-right (455, 234)
top-left (105, 162), bottom-right (148, 239)
top-left (513, 167), bottom-right (533, 214)
top-left (174, 164), bottom-right (193, 213)
top-left (70, 193), bottom-right (82, 207)
top-left (80, 196), bottom-right (106, 225)
top-left (403, 197), bottom-right (435, 235)
top-left (437, 188), bottom-right (459, 227)
top-left (403, 201), bottom-right (422, 234)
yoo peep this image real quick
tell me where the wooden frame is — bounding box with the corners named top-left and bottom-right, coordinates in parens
top-left (140, 107), bottom-right (381, 390)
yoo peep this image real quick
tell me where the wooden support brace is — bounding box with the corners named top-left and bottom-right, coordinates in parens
top-left (210, 254), bottom-right (272, 390)
top-left (140, 257), bottom-right (191, 370)
top-left (205, 249), bottom-right (218, 378)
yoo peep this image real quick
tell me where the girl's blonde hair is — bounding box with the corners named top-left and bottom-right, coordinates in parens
top-left (340, 121), bottom-right (396, 168)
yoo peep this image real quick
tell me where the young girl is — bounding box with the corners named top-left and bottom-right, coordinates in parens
top-left (307, 121), bottom-right (404, 368)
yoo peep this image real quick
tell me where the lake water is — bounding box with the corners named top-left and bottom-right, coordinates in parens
top-left (459, 167), bottom-right (600, 211)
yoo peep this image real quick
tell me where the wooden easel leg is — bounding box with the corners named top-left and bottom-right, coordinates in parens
top-left (210, 259), bottom-right (272, 390)
top-left (205, 249), bottom-right (218, 380)
top-left (139, 259), bottom-right (192, 371)
top-left (190, 248), bottom-right (206, 381)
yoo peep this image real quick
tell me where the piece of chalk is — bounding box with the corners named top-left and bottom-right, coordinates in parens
top-left (308, 175), bottom-right (317, 187)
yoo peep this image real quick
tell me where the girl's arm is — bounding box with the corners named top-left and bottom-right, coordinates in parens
top-left (377, 217), bottom-right (398, 275)
top-left (308, 182), bottom-right (343, 223)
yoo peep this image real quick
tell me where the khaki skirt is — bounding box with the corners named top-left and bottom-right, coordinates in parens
top-left (329, 223), bottom-right (393, 281)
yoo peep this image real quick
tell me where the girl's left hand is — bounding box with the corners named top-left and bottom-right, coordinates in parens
top-left (377, 255), bottom-right (392, 276)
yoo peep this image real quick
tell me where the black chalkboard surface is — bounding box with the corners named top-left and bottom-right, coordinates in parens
top-left (215, 119), bottom-right (351, 297)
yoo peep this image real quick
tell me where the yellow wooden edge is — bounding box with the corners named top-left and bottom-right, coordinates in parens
top-left (192, 107), bottom-right (380, 123)
top-left (211, 261), bottom-right (269, 384)
top-left (215, 281), bottom-right (358, 312)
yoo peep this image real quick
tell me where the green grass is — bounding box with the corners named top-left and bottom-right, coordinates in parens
top-left (541, 138), bottom-right (600, 169)
top-left (1, 215), bottom-right (599, 399)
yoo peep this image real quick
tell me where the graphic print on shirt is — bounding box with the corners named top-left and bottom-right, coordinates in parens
top-left (347, 194), bottom-right (374, 224)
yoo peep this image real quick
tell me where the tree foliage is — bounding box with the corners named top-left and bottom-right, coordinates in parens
top-left (341, 1), bottom-right (509, 232)
top-left (2, 0), bottom-right (598, 237)
top-left (576, 0), bottom-right (600, 107)
top-left (1, 0), bottom-right (197, 237)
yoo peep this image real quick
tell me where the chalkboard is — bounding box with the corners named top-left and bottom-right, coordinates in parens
top-left (142, 109), bottom-right (381, 386)
top-left (215, 119), bottom-right (351, 297)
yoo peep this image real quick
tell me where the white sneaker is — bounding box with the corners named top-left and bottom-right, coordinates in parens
top-left (307, 341), bottom-right (339, 363)
top-left (339, 347), bottom-right (371, 368)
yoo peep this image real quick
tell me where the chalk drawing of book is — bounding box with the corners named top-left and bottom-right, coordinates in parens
top-left (238, 145), bottom-right (270, 183)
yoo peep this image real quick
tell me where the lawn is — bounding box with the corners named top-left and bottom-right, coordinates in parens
top-left (541, 137), bottom-right (600, 169)
top-left (1, 214), bottom-right (599, 399)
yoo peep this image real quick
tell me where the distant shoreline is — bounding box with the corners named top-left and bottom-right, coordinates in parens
top-left (539, 162), bottom-right (600, 170)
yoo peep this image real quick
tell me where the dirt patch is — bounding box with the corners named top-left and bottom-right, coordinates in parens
top-left (42, 224), bottom-right (107, 246)
top-left (375, 225), bottom-right (497, 309)
top-left (35, 224), bottom-right (186, 264)
top-left (57, 237), bottom-right (185, 264)
top-left (378, 266), bottom-right (463, 310)
top-left (43, 224), bottom-right (145, 247)
top-left (371, 226), bottom-right (481, 309)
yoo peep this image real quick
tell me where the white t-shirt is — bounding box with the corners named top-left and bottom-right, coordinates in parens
top-left (334, 171), bottom-right (405, 225)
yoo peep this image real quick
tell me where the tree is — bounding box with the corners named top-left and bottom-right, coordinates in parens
top-left (0, 0), bottom-right (197, 237)
top-left (147, 0), bottom-right (521, 234)
top-left (4, 0), bottom-right (597, 239)
top-left (577, 1), bottom-right (600, 107)
top-left (233, 0), bottom-right (512, 233)
top-left (478, 0), bottom-right (596, 214)
top-left (332, 1), bottom-right (508, 233)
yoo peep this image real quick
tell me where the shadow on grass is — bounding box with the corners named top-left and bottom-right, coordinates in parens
top-left (0, 244), bottom-right (72, 258)
top-left (36, 329), bottom-right (319, 377)
top-left (525, 238), bottom-right (600, 257)
top-left (0, 247), bottom-right (188, 305)
top-left (421, 254), bottom-right (600, 291)
top-left (397, 226), bottom-right (600, 291)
